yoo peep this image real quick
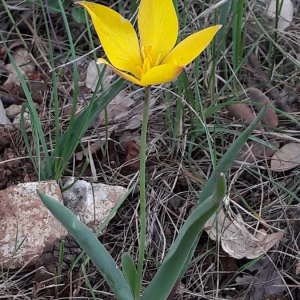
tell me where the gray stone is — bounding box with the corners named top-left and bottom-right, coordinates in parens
top-left (62, 178), bottom-right (127, 230)
top-left (0, 100), bottom-right (11, 125)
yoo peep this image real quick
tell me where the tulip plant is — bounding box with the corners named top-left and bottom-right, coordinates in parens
top-left (39, 0), bottom-right (265, 299)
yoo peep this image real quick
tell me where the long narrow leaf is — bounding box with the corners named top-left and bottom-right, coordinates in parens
top-left (122, 253), bottom-right (137, 294)
top-left (141, 174), bottom-right (226, 300)
top-left (166, 107), bottom-right (267, 296)
top-left (72, 182), bottom-right (137, 269)
top-left (57, 0), bottom-right (79, 171)
top-left (46, 78), bottom-right (125, 178)
top-left (0, 32), bottom-right (51, 180)
top-left (38, 191), bottom-right (133, 300)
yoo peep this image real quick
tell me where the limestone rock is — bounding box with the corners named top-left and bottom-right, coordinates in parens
top-left (62, 179), bottom-right (127, 230)
top-left (0, 100), bottom-right (11, 125)
top-left (0, 181), bottom-right (67, 268)
top-left (13, 111), bottom-right (31, 125)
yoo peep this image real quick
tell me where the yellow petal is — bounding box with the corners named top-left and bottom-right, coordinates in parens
top-left (77, 1), bottom-right (142, 78)
top-left (97, 58), bottom-right (142, 86)
top-left (162, 25), bottom-right (221, 66)
top-left (140, 64), bottom-right (183, 86)
top-left (138, 0), bottom-right (178, 66)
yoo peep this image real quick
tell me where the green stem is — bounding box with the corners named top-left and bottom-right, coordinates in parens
top-left (135, 86), bottom-right (151, 299)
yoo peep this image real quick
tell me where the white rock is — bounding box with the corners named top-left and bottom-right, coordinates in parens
top-left (0, 181), bottom-right (67, 268)
top-left (265, 0), bottom-right (294, 30)
top-left (13, 111), bottom-right (31, 125)
top-left (62, 179), bottom-right (127, 230)
top-left (0, 100), bottom-right (11, 125)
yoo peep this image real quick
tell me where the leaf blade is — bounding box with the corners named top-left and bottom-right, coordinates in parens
top-left (38, 191), bottom-right (133, 300)
top-left (122, 253), bottom-right (137, 294)
top-left (143, 108), bottom-right (266, 299)
top-left (47, 78), bottom-right (126, 179)
top-left (141, 174), bottom-right (226, 300)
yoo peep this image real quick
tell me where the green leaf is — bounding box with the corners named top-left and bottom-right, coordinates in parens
top-left (46, 0), bottom-right (60, 13)
top-left (46, 78), bottom-right (126, 178)
top-left (72, 7), bottom-right (86, 24)
top-left (47, 0), bottom-right (72, 14)
top-left (141, 174), bottom-right (226, 300)
top-left (38, 191), bottom-right (133, 300)
top-left (164, 107), bottom-right (267, 295)
top-left (0, 33), bottom-right (50, 180)
top-left (72, 182), bottom-right (137, 269)
top-left (122, 253), bottom-right (137, 294)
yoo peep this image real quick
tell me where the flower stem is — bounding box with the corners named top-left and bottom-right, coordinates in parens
top-left (135, 86), bottom-right (151, 299)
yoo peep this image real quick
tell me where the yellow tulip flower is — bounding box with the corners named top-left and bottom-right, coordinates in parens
top-left (77, 0), bottom-right (221, 87)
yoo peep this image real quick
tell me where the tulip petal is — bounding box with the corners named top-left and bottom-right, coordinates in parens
top-left (163, 25), bottom-right (221, 67)
top-left (140, 64), bottom-right (183, 86)
top-left (77, 1), bottom-right (142, 78)
top-left (97, 58), bottom-right (142, 86)
top-left (138, 0), bottom-right (178, 65)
